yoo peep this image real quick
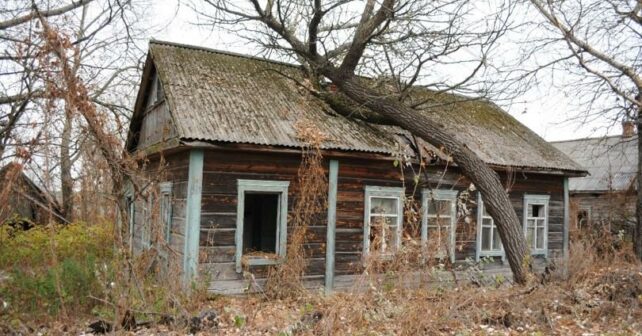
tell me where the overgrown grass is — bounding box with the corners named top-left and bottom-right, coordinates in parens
top-left (0, 222), bottom-right (115, 318)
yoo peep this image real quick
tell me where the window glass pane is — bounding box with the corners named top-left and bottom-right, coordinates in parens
top-left (370, 216), bottom-right (398, 252)
top-left (526, 226), bottom-right (535, 249)
top-left (482, 204), bottom-right (490, 217)
top-left (481, 227), bottom-right (491, 251)
top-left (482, 218), bottom-right (493, 227)
top-left (370, 197), bottom-right (398, 215)
top-left (428, 199), bottom-right (451, 217)
top-left (428, 217), bottom-right (450, 228)
top-left (536, 227), bottom-right (545, 249)
top-left (492, 227), bottom-right (501, 250)
top-left (527, 218), bottom-right (535, 228)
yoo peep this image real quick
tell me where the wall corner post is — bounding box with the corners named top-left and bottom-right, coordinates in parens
top-left (183, 148), bottom-right (204, 284)
top-left (563, 177), bottom-right (570, 276)
top-left (325, 159), bottom-right (339, 295)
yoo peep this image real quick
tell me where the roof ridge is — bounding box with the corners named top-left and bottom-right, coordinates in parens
top-left (149, 39), bottom-right (302, 69)
top-left (550, 134), bottom-right (637, 144)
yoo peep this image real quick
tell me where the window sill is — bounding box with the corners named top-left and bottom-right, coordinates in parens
top-left (242, 255), bottom-right (284, 267)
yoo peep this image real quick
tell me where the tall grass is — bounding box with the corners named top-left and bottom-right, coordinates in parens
top-left (0, 222), bottom-right (114, 318)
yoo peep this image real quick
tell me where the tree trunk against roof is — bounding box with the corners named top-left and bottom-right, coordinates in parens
top-left (199, 0), bottom-right (532, 284)
top-left (326, 72), bottom-right (531, 283)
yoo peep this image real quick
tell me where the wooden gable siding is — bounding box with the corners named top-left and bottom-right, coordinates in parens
top-left (137, 101), bottom-right (177, 151)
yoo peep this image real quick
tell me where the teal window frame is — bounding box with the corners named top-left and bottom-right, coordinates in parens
top-left (523, 194), bottom-right (550, 257)
top-left (159, 182), bottom-right (173, 244)
top-left (363, 186), bottom-right (405, 258)
top-left (235, 179), bottom-right (290, 273)
top-left (421, 189), bottom-right (457, 263)
top-left (476, 194), bottom-right (505, 261)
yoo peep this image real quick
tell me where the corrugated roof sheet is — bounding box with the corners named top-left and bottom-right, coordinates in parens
top-left (145, 40), bottom-right (584, 173)
top-left (552, 136), bottom-right (637, 191)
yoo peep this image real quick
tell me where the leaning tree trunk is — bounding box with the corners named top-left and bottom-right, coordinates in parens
top-left (633, 102), bottom-right (642, 260)
top-left (327, 73), bottom-right (531, 284)
top-left (60, 107), bottom-right (74, 221)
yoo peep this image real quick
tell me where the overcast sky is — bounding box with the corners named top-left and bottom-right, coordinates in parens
top-left (149, 1), bottom-right (624, 142)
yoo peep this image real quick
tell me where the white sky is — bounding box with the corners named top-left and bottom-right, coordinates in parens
top-left (149, 0), bottom-right (624, 142)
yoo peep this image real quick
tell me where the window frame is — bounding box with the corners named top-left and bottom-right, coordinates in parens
top-left (421, 189), bottom-right (457, 263)
top-left (523, 194), bottom-right (550, 257)
top-left (159, 182), bottom-right (173, 244)
top-left (476, 194), bottom-right (505, 261)
top-left (363, 186), bottom-right (405, 258)
top-left (235, 179), bottom-right (289, 273)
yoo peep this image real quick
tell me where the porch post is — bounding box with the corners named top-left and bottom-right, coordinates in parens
top-left (183, 149), bottom-right (204, 283)
top-left (325, 159), bottom-right (338, 294)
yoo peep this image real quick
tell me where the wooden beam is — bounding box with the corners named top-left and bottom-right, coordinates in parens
top-left (325, 160), bottom-right (338, 294)
top-left (183, 149), bottom-right (204, 283)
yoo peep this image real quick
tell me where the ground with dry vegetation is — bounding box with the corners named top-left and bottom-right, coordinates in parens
top-left (1, 226), bottom-right (640, 335)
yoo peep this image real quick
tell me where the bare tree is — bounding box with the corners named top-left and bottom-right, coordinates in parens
top-left (525, 0), bottom-right (642, 259)
top-left (1, 0), bottom-right (147, 221)
top-left (194, 0), bottom-right (532, 284)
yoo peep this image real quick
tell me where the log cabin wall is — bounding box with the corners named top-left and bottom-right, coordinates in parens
top-left (197, 148), bottom-right (565, 293)
top-left (198, 149), bottom-right (328, 293)
top-left (129, 150), bottom-right (189, 269)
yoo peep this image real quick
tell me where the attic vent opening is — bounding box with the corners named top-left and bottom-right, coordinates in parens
top-left (242, 193), bottom-right (279, 254)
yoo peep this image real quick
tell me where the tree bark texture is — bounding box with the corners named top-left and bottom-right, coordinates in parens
top-left (60, 106), bottom-right (73, 221)
top-left (328, 73), bottom-right (531, 283)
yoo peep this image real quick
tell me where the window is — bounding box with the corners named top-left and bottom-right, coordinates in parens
top-left (364, 186), bottom-right (404, 256)
top-left (159, 182), bottom-right (173, 243)
top-left (142, 194), bottom-right (152, 249)
top-left (235, 180), bottom-right (289, 273)
top-left (422, 190), bottom-right (457, 262)
top-left (523, 195), bottom-right (549, 255)
top-left (477, 196), bottom-right (503, 259)
top-left (577, 207), bottom-right (590, 229)
top-left (126, 195), bottom-right (135, 244)
top-left (146, 73), bottom-right (164, 108)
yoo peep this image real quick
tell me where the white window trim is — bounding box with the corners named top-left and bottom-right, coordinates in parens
top-left (363, 186), bottom-right (405, 258)
top-left (235, 179), bottom-right (289, 273)
top-left (523, 194), bottom-right (550, 257)
top-left (421, 189), bottom-right (457, 263)
top-left (476, 193), bottom-right (505, 261)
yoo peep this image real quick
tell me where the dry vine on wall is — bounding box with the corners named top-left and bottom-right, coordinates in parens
top-left (264, 120), bottom-right (328, 299)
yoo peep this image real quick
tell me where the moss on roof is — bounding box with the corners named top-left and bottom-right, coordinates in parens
top-left (130, 40), bottom-right (584, 173)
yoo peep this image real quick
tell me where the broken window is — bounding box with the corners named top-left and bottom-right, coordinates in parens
top-left (235, 180), bottom-right (289, 273)
top-left (242, 193), bottom-right (279, 254)
top-left (423, 190), bottom-right (457, 261)
top-left (524, 195), bottom-right (549, 255)
top-left (478, 199), bottom-right (503, 257)
top-left (577, 207), bottom-right (590, 229)
top-left (364, 186), bottom-right (404, 256)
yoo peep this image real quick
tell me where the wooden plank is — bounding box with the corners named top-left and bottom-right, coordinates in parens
top-left (325, 159), bottom-right (338, 294)
top-left (182, 149), bottom-right (204, 283)
top-left (563, 177), bottom-right (569, 270)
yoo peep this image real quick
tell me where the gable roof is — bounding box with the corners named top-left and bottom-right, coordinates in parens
top-left (0, 163), bottom-right (64, 220)
top-left (128, 40), bottom-right (585, 175)
top-left (552, 135), bottom-right (637, 192)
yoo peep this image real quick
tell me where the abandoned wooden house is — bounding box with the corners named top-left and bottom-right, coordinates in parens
top-left (124, 40), bottom-right (586, 294)
top-left (552, 123), bottom-right (637, 235)
top-left (0, 163), bottom-right (63, 228)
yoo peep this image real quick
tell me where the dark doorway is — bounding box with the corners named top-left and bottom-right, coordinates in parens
top-left (243, 193), bottom-right (279, 254)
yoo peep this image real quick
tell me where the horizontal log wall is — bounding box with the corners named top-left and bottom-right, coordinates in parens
top-left (135, 147), bottom-right (567, 292)
top-left (130, 150), bottom-right (189, 268)
top-left (198, 150), bottom-right (328, 292)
